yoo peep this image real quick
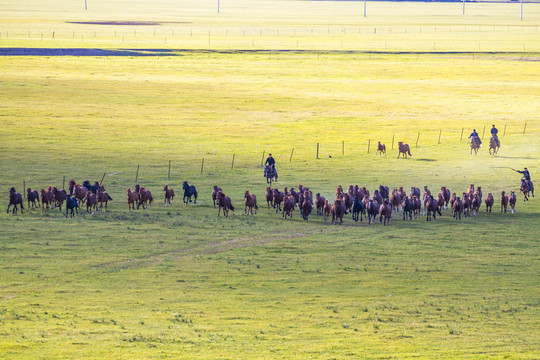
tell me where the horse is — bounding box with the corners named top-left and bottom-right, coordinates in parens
top-left (264, 165), bottom-right (277, 185)
top-left (422, 187), bottom-right (431, 216)
top-left (372, 190), bottom-right (383, 206)
top-left (68, 179), bottom-right (78, 196)
top-left (425, 196), bottom-right (442, 221)
top-left (282, 196), bottom-right (295, 219)
top-left (471, 194), bottom-right (481, 216)
top-left (65, 195), bottom-right (79, 218)
top-left (27, 188), bottom-right (40, 209)
top-left (397, 142), bottom-right (412, 159)
top-left (290, 188), bottom-right (300, 204)
top-left (452, 197), bottom-right (463, 220)
top-left (441, 186), bottom-right (451, 209)
top-left (52, 187), bottom-right (67, 211)
top-left (379, 185), bottom-right (390, 202)
top-left (73, 185), bottom-right (88, 206)
top-left (398, 187), bottom-right (407, 202)
top-left (139, 187), bottom-right (153, 209)
top-left (366, 199), bottom-right (379, 225)
top-left (86, 191), bottom-right (98, 215)
top-left (449, 192), bottom-right (457, 210)
top-left (272, 189), bottom-right (284, 213)
top-left (352, 197), bottom-right (365, 222)
top-left (401, 196), bottom-right (413, 220)
top-left (411, 196), bottom-right (422, 219)
top-left (244, 190), bottom-right (258, 215)
top-left (376, 142), bottom-right (386, 156)
top-left (7, 187), bottom-right (24, 214)
top-left (211, 186), bottom-right (222, 208)
top-left (331, 199), bottom-right (345, 225)
top-left (127, 188), bottom-right (139, 211)
top-left (163, 185), bottom-right (175, 206)
top-left (83, 180), bottom-right (101, 194)
top-left (467, 184), bottom-right (475, 195)
top-left (315, 193), bottom-right (325, 216)
top-left (500, 191), bottom-right (508, 213)
top-left (436, 193), bottom-right (445, 213)
top-left (410, 187), bottom-right (421, 199)
top-left (462, 192), bottom-right (471, 217)
top-left (96, 189), bottom-right (111, 212)
top-left (470, 137), bottom-right (481, 155)
top-left (489, 136), bottom-right (500, 155)
top-left (520, 179), bottom-right (534, 201)
top-left (216, 191), bottom-right (235, 217)
top-left (301, 195), bottom-right (312, 221)
top-left (509, 191), bottom-right (517, 213)
top-left (182, 181), bottom-right (198, 205)
top-left (475, 186), bottom-right (483, 203)
top-left (485, 193), bottom-right (494, 213)
top-left (342, 193), bottom-right (353, 214)
top-left (323, 200), bottom-right (331, 222)
top-left (41, 188), bottom-right (54, 212)
top-left (379, 200), bottom-right (392, 226)
top-left (390, 189), bottom-right (401, 212)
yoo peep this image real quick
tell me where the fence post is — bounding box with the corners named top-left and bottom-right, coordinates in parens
top-left (316, 143), bottom-right (319, 159)
top-left (62, 176), bottom-right (65, 190)
top-left (135, 165), bottom-right (140, 182)
top-left (391, 134), bottom-right (395, 150)
top-left (523, 123), bottom-right (527, 135)
top-left (367, 139), bottom-right (370, 153)
top-left (168, 160), bottom-right (171, 179)
top-left (201, 158), bottom-right (204, 174)
top-left (342, 141), bottom-right (344, 155)
top-left (460, 128), bottom-right (464, 141)
top-left (438, 129), bottom-right (442, 144)
top-left (231, 154), bottom-right (235, 170)
top-left (503, 124), bottom-right (507, 137)
top-left (260, 151), bottom-right (265, 167)
top-left (290, 148), bottom-right (294, 162)
top-left (23, 180), bottom-right (26, 198)
top-left (482, 125), bottom-right (486, 139)
top-left (416, 132), bottom-right (420, 147)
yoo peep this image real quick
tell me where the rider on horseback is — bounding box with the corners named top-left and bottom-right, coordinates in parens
top-left (513, 167), bottom-right (531, 188)
top-left (468, 129), bottom-right (482, 146)
top-left (264, 153), bottom-right (277, 178)
top-left (491, 125), bottom-right (500, 146)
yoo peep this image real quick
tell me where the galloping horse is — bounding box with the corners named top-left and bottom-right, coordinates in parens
top-left (500, 191), bottom-right (508, 213)
top-left (376, 142), bottom-right (386, 156)
top-left (452, 197), bottom-right (463, 220)
top-left (96, 188), bottom-right (111, 212)
top-left (331, 199), bottom-right (345, 225)
top-left (183, 181), bottom-right (198, 205)
top-left (139, 187), bottom-right (153, 209)
top-left (244, 190), bottom-right (258, 215)
top-left (272, 189), bottom-right (284, 213)
top-left (352, 197), bottom-right (365, 222)
top-left (211, 186), bottom-right (222, 208)
top-left (401, 196), bottom-right (413, 220)
top-left (265, 187), bottom-right (274, 209)
top-left (52, 187), bottom-right (67, 211)
top-left (366, 199), bottom-right (379, 225)
top-left (379, 200), bottom-right (392, 226)
top-left (323, 200), bottom-right (331, 222)
top-left (425, 196), bottom-right (442, 221)
top-left (485, 193), bottom-right (494, 213)
top-left (163, 185), bottom-right (175, 206)
top-left (440, 186), bottom-right (451, 209)
top-left (27, 188), bottom-right (40, 209)
top-left (397, 142), bottom-right (412, 159)
top-left (41, 188), bottom-right (54, 212)
top-left (520, 179), bottom-right (534, 201)
top-left (390, 189), bottom-right (401, 212)
top-left (489, 136), bottom-right (500, 155)
top-left (470, 137), bottom-right (481, 155)
top-left (65, 195), bottom-right (79, 218)
top-left (86, 191), bottom-right (98, 215)
top-left (216, 191), bottom-right (235, 217)
top-left (301, 194), bottom-right (313, 221)
top-left (315, 193), bottom-right (326, 216)
top-left (127, 188), bottom-right (139, 211)
top-left (282, 196), bottom-right (296, 219)
top-left (509, 191), bottom-right (517, 213)
top-left (7, 187), bottom-right (24, 214)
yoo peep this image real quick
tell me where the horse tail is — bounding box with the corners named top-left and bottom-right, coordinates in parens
top-left (230, 203), bottom-right (235, 211)
top-left (437, 207), bottom-right (442, 216)
top-left (108, 194), bottom-right (113, 201)
top-left (408, 148), bottom-right (412, 156)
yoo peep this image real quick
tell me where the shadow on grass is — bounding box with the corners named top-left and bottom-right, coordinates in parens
top-left (415, 158), bottom-right (437, 162)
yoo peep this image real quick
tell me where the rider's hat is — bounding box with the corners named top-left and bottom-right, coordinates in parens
top-left (268, 153), bottom-right (272, 156)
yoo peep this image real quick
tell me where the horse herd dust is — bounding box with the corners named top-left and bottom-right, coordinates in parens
top-left (6, 178), bottom-right (534, 225)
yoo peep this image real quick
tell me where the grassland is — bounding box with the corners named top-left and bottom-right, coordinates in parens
top-left (0, 0), bottom-right (539, 358)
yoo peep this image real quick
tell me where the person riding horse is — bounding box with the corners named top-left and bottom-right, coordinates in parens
top-left (491, 125), bottom-right (500, 147)
top-left (468, 129), bottom-right (481, 146)
top-left (513, 167), bottom-right (531, 188)
top-left (264, 153), bottom-right (277, 178)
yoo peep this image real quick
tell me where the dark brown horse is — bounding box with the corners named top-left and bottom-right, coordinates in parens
top-left (401, 196), bottom-right (413, 220)
top-left (211, 186), bottom-right (222, 208)
top-left (489, 136), bottom-right (499, 155)
top-left (425, 196), bottom-right (442, 221)
top-left (440, 186), bottom-right (451, 209)
top-left (301, 193), bottom-right (313, 221)
top-left (27, 188), bottom-right (40, 209)
top-left (452, 197), bottom-right (463, 220)
top-left (471, 194), bottom-right (481, 216)
top-left (366, 199), bottom-right (379, 225)
top-left (449, 192), bottom-right (457, 210)
top-left (282, 195), bottom-right (296, 219)
top-left (422, 187), bottom-right (431, 216)
top-left (272, 189), bottom-right (284, 213)
top-left (485, 193), bottom-right (494, 213)
top-left (68, 179), bottom-right (77, 196)
top-left (73, 184), bottom-right (88, 206)
top-left (127, 188), bottom-right (139, 211)
top-left (315, 193), bottom-right (325, 216)
top-left (390, 189), bottom-right (401, 212)
top-left (376, 141), bottom-right (386, 156)
top-left (379, 200), bottom-right (392, 226)
top-left (41, 188), bottom-right (54, 212)
top-left (509, 191), bottom-right (517, 213)
top-left (7, 187), bottom-right (24, 214)
top-left (410, 187), bottom-right (421, 199)
top-left (265, 187), bottom-right (273, 209)
top-left (216, 191), bottom-right (235, 217)
top-left (411, 196), bottom-right (422, 219)
top-left (470, 137), bottom-right (481, 155)
top-left (244, 190), bottom-right (258, 215)
top-left (139, 187), bottom-right (153, 209)
top-left (163, 185), bottom-right (175, 206)
top-left (53, 187), bottom-right (67, 211)
top-left (397, 142), bottom-right (411, 158)
top-left (331, 199), bottom-right (345, 225)
top-left (500, 191), bottom-right (508, 213)
top-left (520, 179), bottom-right (534, 201)
top-left (86, 191), bottom-right (97, 214)
top-left (372, 190), bottom-right (383, 206)
top-left (96, 189), bottom-right (111, 212)
top-left (462, 192), bottom-right (471, 217)
top-left (323, 199), bottom-right (331, 222)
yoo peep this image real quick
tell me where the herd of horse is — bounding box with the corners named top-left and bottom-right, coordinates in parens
top-left (6, 176), bottom-right (534, 226)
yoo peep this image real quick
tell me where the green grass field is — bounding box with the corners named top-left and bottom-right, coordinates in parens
top-left (1, 0), bottom-right (539, 358)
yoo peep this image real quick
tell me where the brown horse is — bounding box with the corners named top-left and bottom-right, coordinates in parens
top-left (282, 195), bottom-right (296, 219)
top-left (372, 190), bottom-right (383, 206)
top-left (163, 185), bottom-right (175, 206)
top-left (127, 188), bottom-right (139, 211)
top-left (265, 187), bottom-right (273, 209)
top-left (139, 187), bottom-right (153, 209)
top-left (452, 197), bottom-right (463, 220)
top-left (68, 179), bottom-right (77, 196)
top-left (216, 191), bottom-right (235, 217)
top-left (485, 193), bottom-right (494, 213)
top-left (509, 191), bottom-right (517, 213)
top-left (301, 193), bottom-right (313, 221)
top-left (462, 192), bottom-right (471, 217)
top-left (470, 137), bottom-right (481, 155)
top-left (96, 189), bottom-right (111, 212)
top-left (86, 191), bottom-right (97, 214)
top-left (315, 193), bottom-right (325, 216)
top-left (475, 186), bottom-right (483, 203)
top-left (366, 199), bottom-right (379, 225)
top-left (331, 199), bottom-right (345, 225)
top-left (272, 189), bottom-right (284, 213)
top-left (390, 189), bottom-right (401, 212)
top-left (53, 187), bottom-right (67, 211)
top-left (411, 196), bottom-right (422, 219)
top-left (27, 188), bottom-right (40, 209)
top-left (379, 200), bottom-right (392, 226)
top-left (397, 142), bottom-right (411, 159)
top-left (436, 193), bottom-right (445, 212)
top-left (500, 191), bottom-right (508, 213)
top-left (467, 184), bottom-right (475, 195)
top-left (410, 187), bottom-right (421, 199)
top-left (376, 142), bottom-right (386, 156)
top-left (520, 179), bottom-right (534, 201)
top-left (489, 136), bottom-right (499, 155)
top-left (425, 196), bottom-right (442, 221)
top-left (449, 192), bottom-right (457, 210)
top-left (422, 187), bottom-right (431, 216)
top-left (73, 185), bottom-right (88, 206)
top-left (471, 194), bottom-right (481, 216)
top-left (441, 186), bottom-right (451, 209)
top-left (41, 188), bottom-right (54, 212)
top-left (7, 188), bottom-right (24, 214)
top-left (398, 187), bottom-right (407, 202)
top-left (336, 185), bottom-right (344, 196)
top-left (211, 186), bottom-right (222, 208)
top-left (323, 199), bottom-right (331, 222)
top-left (244, 190), bottom-right (258, 215)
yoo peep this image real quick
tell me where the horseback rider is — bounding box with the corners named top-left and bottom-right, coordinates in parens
top-left (513, 167), bottom-right (531, 188)
top-left (264, 153), bottom-right (277, 177)
top-left (491, 125), bottom-right (500, 146)
top-left (468, 129), bottom-right (482, 146)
